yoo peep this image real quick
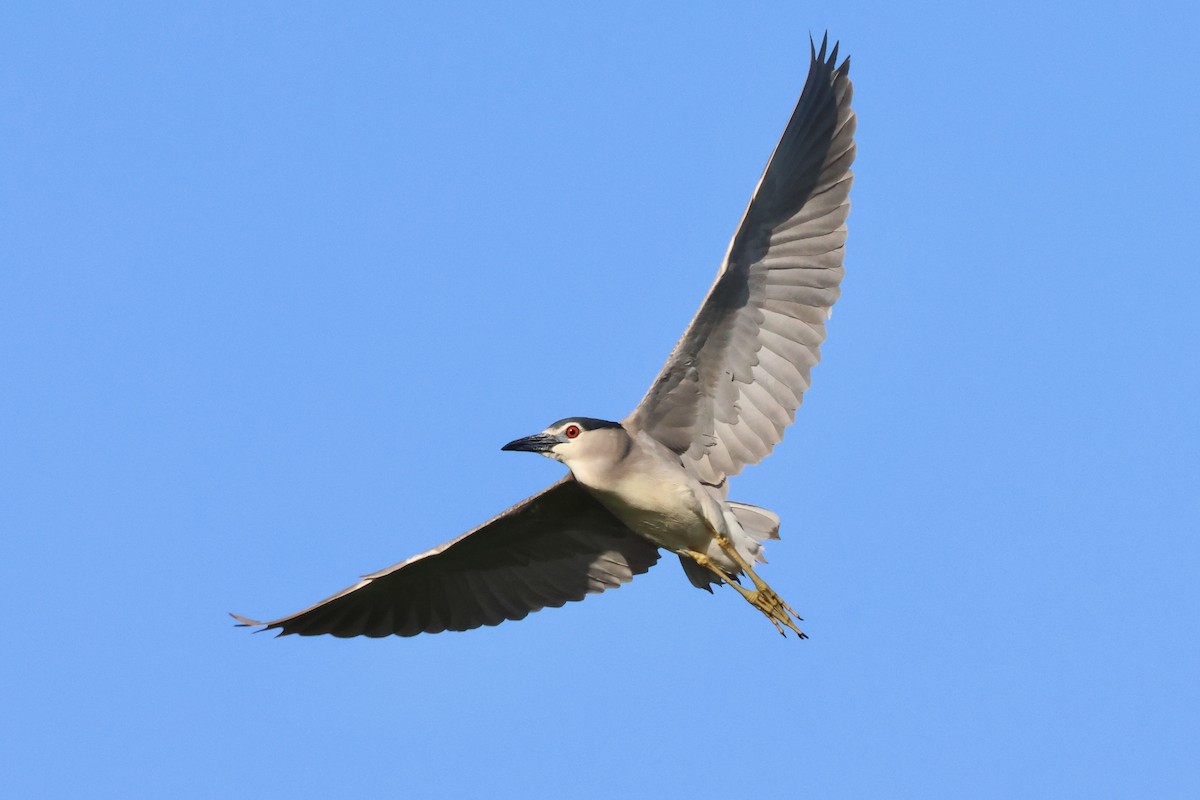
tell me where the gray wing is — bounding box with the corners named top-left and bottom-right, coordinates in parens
top-left (232, 478), bottom-right (660, 637)
top-left (624, 36), bottom-right (856, 486)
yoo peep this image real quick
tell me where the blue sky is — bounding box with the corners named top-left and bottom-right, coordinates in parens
top-left (3, 3), bottom-right (1198, 797)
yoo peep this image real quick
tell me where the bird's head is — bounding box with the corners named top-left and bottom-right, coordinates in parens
top-left (502, 417), bottom-right (626, 466)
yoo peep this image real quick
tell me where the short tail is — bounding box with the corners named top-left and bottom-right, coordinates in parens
top-left (678, 501), bottom-right (781, 591)
top-left (727, 502), bottom-right (781, 558)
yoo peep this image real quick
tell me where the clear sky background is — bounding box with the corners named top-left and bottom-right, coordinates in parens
top-left (3, 3), bottom-right (1198, 798)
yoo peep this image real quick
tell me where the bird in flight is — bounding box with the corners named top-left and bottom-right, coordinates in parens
top-left (234, 35), bottom-right (855, 639)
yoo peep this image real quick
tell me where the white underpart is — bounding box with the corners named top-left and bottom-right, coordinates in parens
top-left (552, 429), bottom-right (758, 577)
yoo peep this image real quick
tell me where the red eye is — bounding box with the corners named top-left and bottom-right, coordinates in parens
top-left (564, 425), bottom-right (581, 439)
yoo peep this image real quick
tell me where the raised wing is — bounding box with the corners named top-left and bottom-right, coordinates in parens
top-left (232, 478), bottom-right (660, 637)
top-left (625, 36), bottom-right (856, 485)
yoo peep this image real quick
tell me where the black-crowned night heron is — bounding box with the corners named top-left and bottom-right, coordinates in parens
top-left (234, 35), bottom-right (855, 639)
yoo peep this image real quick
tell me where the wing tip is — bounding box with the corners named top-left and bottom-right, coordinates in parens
top-left (230, 611), bottom-right (282, 635)
top-left (809, 30), bottom-right (851, 75)
top-left (230, 611), bottom-right (261, 627)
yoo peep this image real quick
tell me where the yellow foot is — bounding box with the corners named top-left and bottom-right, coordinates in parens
top-left (682, 546), bottom-right (807, 639)
top-left (741, 583), bottom-right (807, 639)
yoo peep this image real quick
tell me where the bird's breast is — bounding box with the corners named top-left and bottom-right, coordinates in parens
top-left (574, 468), bottom-right (713, 553)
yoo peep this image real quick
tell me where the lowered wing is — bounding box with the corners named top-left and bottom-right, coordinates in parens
top-left (233, 478), bottom-right (660, 637)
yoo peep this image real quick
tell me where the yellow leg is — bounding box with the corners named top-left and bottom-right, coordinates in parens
top-left (682, 535), bottom-right (807, 639)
